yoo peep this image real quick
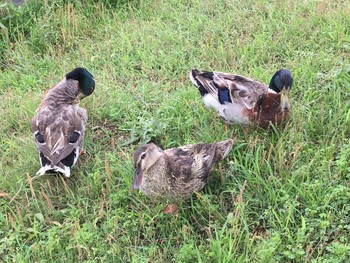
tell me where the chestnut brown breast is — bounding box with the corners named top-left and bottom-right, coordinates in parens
top-left (247, 93), bottom-right (289, 128)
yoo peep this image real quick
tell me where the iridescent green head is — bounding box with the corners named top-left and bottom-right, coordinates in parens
top-left (269, 69), bottom-right (293, 111)
top-left (66, 67), bottom-right (95, 97)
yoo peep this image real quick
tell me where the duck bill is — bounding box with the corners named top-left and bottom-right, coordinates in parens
top-left (132, 168), bottom-right (143, 190)
top-left (77, 92), bottom-right (86, 100)
top-left (280, 87), bottom-right (290, 111)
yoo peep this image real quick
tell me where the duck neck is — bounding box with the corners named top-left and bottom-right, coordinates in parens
top-left (140, 157), bottom-right (170, 197)
top-left (43, 80), bottom-right (80, 106)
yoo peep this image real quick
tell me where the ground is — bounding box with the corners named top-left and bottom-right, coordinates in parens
top-left (0, 0), bottom-right (350, 261)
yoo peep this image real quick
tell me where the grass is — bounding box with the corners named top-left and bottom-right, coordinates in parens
top-left (1, 0), bottom-right (350, 261)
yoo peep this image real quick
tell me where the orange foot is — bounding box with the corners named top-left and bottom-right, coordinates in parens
top-left (80, 150), bottom-right (85, 156)
top-left (163, 204), bottom-right (178, 216)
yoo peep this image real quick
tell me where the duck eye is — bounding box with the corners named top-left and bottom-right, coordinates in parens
top-left (141, 153), bottom-right (146, 160)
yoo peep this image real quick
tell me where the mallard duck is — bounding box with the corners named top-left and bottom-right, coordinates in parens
top-left (190, 69), bottom-right (293, 128)
top-left (132, 139), bottom-right (233, 202)
top-left (31, 67), bottom-right (95, 178)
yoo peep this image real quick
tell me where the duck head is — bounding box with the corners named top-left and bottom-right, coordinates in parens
top-left (269, 69), bottom-right (293, 111)
top-left (132, 143), bottom-right (163, 190)
top-left (66, 67), bottom-right (95, 98)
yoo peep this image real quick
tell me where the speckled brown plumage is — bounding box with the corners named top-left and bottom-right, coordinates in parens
top-left (190, 69), bottom-right (293, 128)
top-left (132, 139), bottom-right (233, 201)
top-left (31, 67), bottom-right (95, 178)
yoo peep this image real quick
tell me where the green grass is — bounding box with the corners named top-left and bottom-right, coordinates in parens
top-left (1, 0), bottom-right (350, 261)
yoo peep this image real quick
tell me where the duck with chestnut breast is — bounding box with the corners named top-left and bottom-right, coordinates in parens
top-left (190, 69), bottom-right (293, 128)
top-left (31, 67), bottom-right (95, 178)
top-left (132, 139), bottom-right (233, 203)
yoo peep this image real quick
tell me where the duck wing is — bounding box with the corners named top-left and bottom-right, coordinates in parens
top-left (165, 143), bottom-right (217, 185)
top-left (190, 69), bottom-right (268, 109)
top-left (31, 105), bottom-right (87, 166)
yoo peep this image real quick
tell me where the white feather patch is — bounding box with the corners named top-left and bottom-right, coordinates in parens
top-left (72, 148), bottom-right (80, 167)
top-left (202, 94), bottom-right (222, 109)
top-left (36, 165), bottom-right (52, 176)
top-left (53, 166), bottom-right (71, 178)
top-left (202, 94), bottom-right (249, 124)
